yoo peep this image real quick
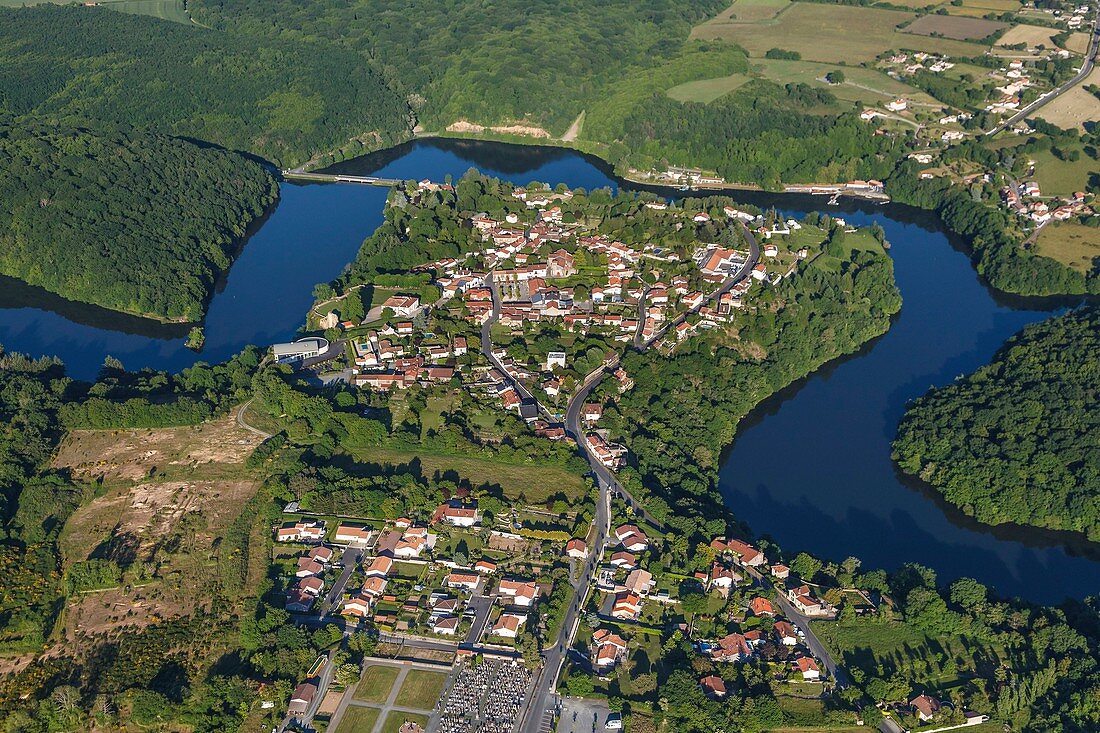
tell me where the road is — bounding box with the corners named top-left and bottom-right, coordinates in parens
top-left (236, 398), bottom-right (274, 440)
top-left (985, 11), bottom-right (1099, 135)
top-left (319, 546), bottom-right (363, 616)
top-left (517, 225), bottom-right (761, 733)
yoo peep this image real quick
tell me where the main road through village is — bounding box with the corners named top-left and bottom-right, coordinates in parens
top-left (474, 226), bottom-right (763, 733)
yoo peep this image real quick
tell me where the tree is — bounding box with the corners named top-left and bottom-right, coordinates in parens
top-left (826, 70), bottom-right (846, 84)
top-left (791, 553), bottom-right (823, 582)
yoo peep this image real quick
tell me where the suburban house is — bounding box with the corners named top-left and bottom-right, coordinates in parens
top-left (334, 523), bottom-right (373, 545)
top-left (700, 675), bottom-right (728, 699)
top-left (547, 249), bottom-right (577, 278)
top-left (709, 563), bottom-right (739, 591)
top-left (497, 579), bottom-right (539, 607)
top-left (445, 572), bottom-right (480, 591)
top-left (288, 681), bottom-right (317, 716)
top-left (492, 613), bottom-right (527, 638)
top-left (712, 632), bottom-right (753, 662)
top-left (787, 585), bottom-right (833, 617)
top-left (276, 520), bottom-right (326, 543)
top-left (296, 557), bottom-right (324, 578)
top-left (615, 524), bottom-right (649, 552)
top-left (610, 551), bottom-right (637, 569)
top-left (774, 621), bottom-right (799, 646)
top-left (749, 597), bottom-right (776, 617)
top-left (611, 591), bottom-right (642, 621)
top-left (625, 569), bottom-right (654, 596)
top-left (309, 546), bottom-right (333, 564)
top-left (380, 294), bottom-right (421, 317)
top-left (474, 559), bottom-right (498, 575)
top-left (435, 500), bottom-right (479, 527)
top-left (582, 403), bottom-right (603, 423)
top-left (433, 616), bottom-right (460, 635)
top-left (592, 629), bottom-right (627, 670)
top-left (364, 556), bottom-right (393, 578)
top-left (771, 563), bottom-right (790, 580)
top-left (298, 576), bottom-right (324, 597)
top-left (794, 657), bottom-right (821, 681)
top-left (566, 538), bottom-right (588, 559)
top-left (910, 694), bottom-right (942, 722)
top-left (285, 589), bottom-right (315, 613)
top-left (342, 594), bottom-right (372, 619)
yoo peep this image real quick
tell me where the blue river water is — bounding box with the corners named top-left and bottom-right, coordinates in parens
top-left (0, 137), bottom-right (1095, 602)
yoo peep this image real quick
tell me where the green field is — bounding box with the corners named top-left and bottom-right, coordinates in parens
top-left (380, 712), bottom-right (429, 733)
top-left (394, 669), bottom-right (449, 710)
top-left (693, 0), bottom-right (792, 26)
top-left (1036, 222), bottom-right (1100, 274)
top-left (813, 617), bottom-right (1003, 688)
top-left (667, 74), bottom-right (753, 102)
top-left (1031, 148), bottom-right (1097, 196)
top-left (335, 706), bottom-right (381, 733)
top-left (0, 0), bottom-right (190, 22)
top-left (340, 445), bottom-right (587, 504)
top-left (692, 3), bottom-right (992, 63)
top-left (353, 665), bottom-right (400, 704)
top-left (750, 59), bottom-right (937, 105)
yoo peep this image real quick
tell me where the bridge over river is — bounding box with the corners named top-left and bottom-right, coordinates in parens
top-left (281, 170), bottom-right (403, 186)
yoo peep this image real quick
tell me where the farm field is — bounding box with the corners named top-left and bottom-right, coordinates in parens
top-left (334, 706), bottom-right (380, 733)
top-left (102, 0), bottom-right (190, 23)
top-left (1035, 67), bottom-right (1100, 131)
top-left (691, 0), bottom-right (791, 30)
top-left (340, 445), bottom-right (588, 504)
top-left (749, 58), bottom-right (940, 105)
top-left (944, 0), bottom-right (1020, 16)
top-left (996, 23), bottom-right (1084, 51)
top-left (1035, 222), bottom-right (1100, 274)
top-left (393, 669), bottom-right (449, 709)
top-left (905, 14), bottom-right (1006, 40)
top-left (666, 73), bottom-right (752, 102)
top-left (691, 3), bottom-right (992, 63)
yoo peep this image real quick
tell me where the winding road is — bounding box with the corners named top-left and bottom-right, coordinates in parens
top-left (985, 10), bottom-right (1099, 136)
top-left (508, 225), bottom-right (761, 733)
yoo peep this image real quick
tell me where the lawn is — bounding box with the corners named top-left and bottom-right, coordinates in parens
top-left (667, 74), bottom-right (753, 103)
top-left (334, 706), bottom-right (381, 733)
top-left (1035, 222), bottom-right (1100, 274)
top-left (690, 3), bottom-right (991, 63)
top-left (393, 669), bottom-right (449, 710)
top-left (340, 445), bottom-right (587, 504)
top-left (380, 712), bottom-right (429, 733)
top-left (353, 665), bottom-right (400, 704)
top-left (774, 695), bottom-right (860, 728)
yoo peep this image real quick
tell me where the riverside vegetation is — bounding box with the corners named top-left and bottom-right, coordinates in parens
top-left (893, 305), bottom-right (1100, 541)
top-left (0, 119), bottom-right (277, 322)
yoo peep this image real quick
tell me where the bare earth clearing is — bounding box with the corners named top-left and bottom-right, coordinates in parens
top-left (53, 415), bottom-right (264, 641)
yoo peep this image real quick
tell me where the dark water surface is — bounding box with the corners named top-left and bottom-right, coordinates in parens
top-left (1, 137), bottom-right (1095, 601)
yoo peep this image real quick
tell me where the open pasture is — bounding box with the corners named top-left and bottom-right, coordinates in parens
top-left (667, 74), bottom-right (753, 102)
top-left (1035, 68), bottom-right (1100, 131)
top-left (691, 3), bottom-right (993, 63)
top-left (904, 14), bottom-right (1006, 40)
top-left (1036, 222), bottom-right (1100, 274)
top-left (691, 0), bottom-right (792, 31)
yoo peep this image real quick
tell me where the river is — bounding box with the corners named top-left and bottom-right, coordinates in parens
top-left (1, 137), bottom-right (1095, 602)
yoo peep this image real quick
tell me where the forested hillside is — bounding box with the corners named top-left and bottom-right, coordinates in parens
top-left (0, 120), bottom-right (278, 322)
top-left (893, 306), bottom-right (1100, 540)
top-left (190, 0), bottom-right (729, 133)
top-left (607, 223), bottom-right (902, 535)
top-left (0, 6), bottom-right (410, 167)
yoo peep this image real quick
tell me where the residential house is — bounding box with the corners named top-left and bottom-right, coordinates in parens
top-left (610, 551), bottom-right (637, 570)
top-left (611, 591), bottom-right (642, 621)
top-left (794, 657), bottom-right (820, 681)
top-left (749, 597), bottom-right (776, 617)
top-left (700, 675), bottom-right (727, 699)
top-left (625, 569), bottom-right (654, 596)
top-left (771, 563), bottom-right (790, 580)
top-left (474, 559), bottom-right (498, 575)
top-left (566, 539), bottom-right (588, 559)
top-left (276, 521), bottom-right (326, 543)
top-left (910, 695), bottom-right (941, 722)
top-left (433, 616), bottom-right (461, 636)
top-left (342, 594), bottom-right (372, 619)
top-left (547, 249), bottom-right (577, 278)
top-left (498, 579), bottom-right (539, 607)
top-left (592, 628), bottom-right (628, 670)
top-left (492, 613), bottom-right (527, 638)
top-left (712, 632), bottom-right (753, 662)
top-left (333, 523), bottom-right (373, 545)
top-left (774, 621), bottom-right (799, 646)
top-left (615, 524), bottom-right (649, 552)
top-left (288, 682), bottom-right (317, 716)
top-left (445, 572), bottom-right (480, 592)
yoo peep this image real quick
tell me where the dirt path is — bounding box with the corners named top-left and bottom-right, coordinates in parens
top-left (561, 111), bottom-right (585, 142)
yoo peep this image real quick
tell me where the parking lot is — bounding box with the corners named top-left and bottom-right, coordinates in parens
top-left (556, 697), bottom-right (615, 733)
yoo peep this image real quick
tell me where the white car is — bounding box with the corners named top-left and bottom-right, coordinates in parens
top-left (605, 712), bottom-right (623, 730)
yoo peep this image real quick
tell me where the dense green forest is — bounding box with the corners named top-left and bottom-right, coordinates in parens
top-left (605, 220), bottom-right (901, 536)
top-left (893, 306), bottom-right (1100, 540)
top-left (0, 119), bottom-right (277, 321)
top-left (0, 6), bottom-right (410, 167)
top-left (190, 0), bottom-right (729, 134)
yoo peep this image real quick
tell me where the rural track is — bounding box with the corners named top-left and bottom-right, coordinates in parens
top-left (236, 398), bottom-right (274, 440)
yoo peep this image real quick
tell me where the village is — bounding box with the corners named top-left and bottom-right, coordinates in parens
top-left (257, 178), bottom-right (978, 733)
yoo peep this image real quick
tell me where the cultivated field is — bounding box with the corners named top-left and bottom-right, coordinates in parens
top-left (905, 14), bottom-right (1006, 40)
top-left (666, 73), bottom-right (752, 102)
top-left (692, 0), bottom-right (792, 29)
top-left (1036, 222), bottom-right (1100, 274)
top-left (692, 3), bottom-right (992, 63)
top-left (1035, 68), bottom-right (1099, 131)
top-left (995, 23), bottom-right (1084, 51)
top-left (945, 0), bottom-right (1021, 16)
